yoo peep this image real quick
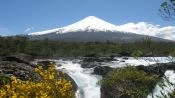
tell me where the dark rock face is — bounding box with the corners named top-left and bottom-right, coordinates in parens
top-left (83, 57), bottom-right (114, 62)
top-left (101, 85), bottom-right (131, 98)
top-left (0, 55), bottom-right (78, 93)
top-left (84, 53), bottom-right (96, 57)
top-left (2, 53), bottom-right (35, 67)
top-left (0, 54), bottom-right (40, 81)
top-left (122, 57), bottom-right (129, 60)
top-left (81, 62), bottom-right (99, 68)
top-left (0, 61), bottom-right (41, 81)
top-left (136, 62), bottom-right (175, 76)
top-left (0, 56), bottom-right (2, 61)
top-left (81, 57), bottom-right (114, 68)
top-left (93, 66), bottom-right (113, 76)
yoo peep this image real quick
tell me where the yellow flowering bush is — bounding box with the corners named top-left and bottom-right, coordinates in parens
top-left (0, 63), bottom-right (75, 98)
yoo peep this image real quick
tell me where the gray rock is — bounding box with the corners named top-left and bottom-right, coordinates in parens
top-left (93, 66), bottom-right (113, 76)
top-left (81, 62), bottom-right (100, 68)
top-left (136, 62), bottom-right (175, 77)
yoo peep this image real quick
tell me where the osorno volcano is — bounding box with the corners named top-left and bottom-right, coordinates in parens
top-left (28, 16), bottom-right (170, 42)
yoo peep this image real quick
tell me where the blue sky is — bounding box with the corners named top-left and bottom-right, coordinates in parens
top-left (0, 0), bottom-right (175, 36)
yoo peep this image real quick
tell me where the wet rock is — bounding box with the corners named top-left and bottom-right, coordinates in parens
top-left (120, 60), bottom-right (125, 62)
top-left (122, 57), bottom-right (129, 60)
top-left (0, 56), bottom-right (2, 61)
top-left (136, 62), bottom-right (175, 77)
top-left (84, 53), bottom-right (96, 57)
top-left (93, 66), bottom-right (113, 76)
top-left (81, 56), bottom-right (114, 68)
top-left (81, 62), bottom-right (99, 68)
top-left (83, 56), bottom-right (114, 62)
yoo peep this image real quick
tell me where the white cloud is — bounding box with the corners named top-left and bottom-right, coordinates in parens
top-left (116, 22), bottom-right (175, 41)
top-left (25, 27), bottom-right (34, 33)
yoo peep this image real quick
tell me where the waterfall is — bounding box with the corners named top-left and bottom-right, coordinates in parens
top-left (56, 60), bottom-right (102, 98)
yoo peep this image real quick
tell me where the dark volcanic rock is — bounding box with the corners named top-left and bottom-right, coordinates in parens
top-left (14, 53), bottom-right (34, 62)
top-left (0, 56), bottom-right (2, 61)
top-left (0, 61), bottom-right (41, 81)
top-left (2, 54), bottom-right (35, 67)
top-left (122, 57), bottom-right (129, 60)
top-left (81, 57), bottom-right (114, 68)
top-left (83, 57), bottom-right (114, 62)
top-left (0, 58), bottom-right (78, 93)
top-left (136, 62), bottom-right (175, 76)
top-left (84, 53), bottom-right (96, 57)
top-left (93, 66), bottom-right (113, 76)
top-left (101, 84), bottom-right (131, 98)
top-left (81, 62), bottom-right (99, 68)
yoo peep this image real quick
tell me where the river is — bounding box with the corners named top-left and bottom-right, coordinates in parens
top-left (38, 57), bottom-right (174, 98)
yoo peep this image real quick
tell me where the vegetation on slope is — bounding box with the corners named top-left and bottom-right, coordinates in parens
top-left (101, 66), bottom-right (159, 98)
top-left (0, 36), bottom-right (175, 57)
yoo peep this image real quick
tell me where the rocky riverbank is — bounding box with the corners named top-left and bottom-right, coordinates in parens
top-left (0, 54), bottom-right (78, 92)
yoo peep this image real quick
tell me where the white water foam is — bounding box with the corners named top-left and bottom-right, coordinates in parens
top-left (55, 60), bottom-right (102, 98)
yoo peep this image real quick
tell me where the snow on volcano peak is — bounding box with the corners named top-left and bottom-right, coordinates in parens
top-left (61, 16), bottom-right (119, 33)
top-left (28, 16), bottom-right (119, 35)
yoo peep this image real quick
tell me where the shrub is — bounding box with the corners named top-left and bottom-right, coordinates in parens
top-left (0, 63), bottom-right (75, 98)
top-left (101, 66), bottom-right (159, 98)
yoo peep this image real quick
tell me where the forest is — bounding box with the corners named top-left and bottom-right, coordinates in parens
top-left (0, 36), bottom-right (175, 57)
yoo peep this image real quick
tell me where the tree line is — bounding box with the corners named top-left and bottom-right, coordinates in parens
top-left (0, 36), bottom-right (175, 57)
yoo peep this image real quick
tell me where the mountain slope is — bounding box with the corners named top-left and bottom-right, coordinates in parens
top-left (28, 16), bottom-right (172, 42)
top-left (29, 31), bottom-right (170, 42)
top-left (28, 16), bottom-right (121, 35)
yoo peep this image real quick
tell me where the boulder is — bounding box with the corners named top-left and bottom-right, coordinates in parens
top-left (136, 62), bottom-right (175, 77)
top-left (2, 53), bottom-right (34, 66)
top-left (81, 62), bottom-right (100, 68)
top-left (122, 57), bottom-right (129, 60)
top-left (0, 56), bottom-right (2, 61)
top-left (81, 56), bottom-right (115, 68)
top-left (84, 53), bottom-right (96, 57)
top-left (83, 57), bottom-right (114, 62)
top-left (93, 66), bottom-right (113, 76)
top-left (0, 61), bottom-right (41, 81)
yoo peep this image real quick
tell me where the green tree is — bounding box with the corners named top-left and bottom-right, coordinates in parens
top-left (159, 0), bottom-right (175, 21)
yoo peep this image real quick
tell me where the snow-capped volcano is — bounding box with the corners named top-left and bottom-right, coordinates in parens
top-left (28, 16), bottom-right (173, 42)
top-left (28, 16), bottom-right (120, 35)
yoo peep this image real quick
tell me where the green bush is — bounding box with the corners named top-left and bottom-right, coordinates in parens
top-left (0, 74), bottom-right (10, 86)
top-left (101, 67), bottom-right (159, 98)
